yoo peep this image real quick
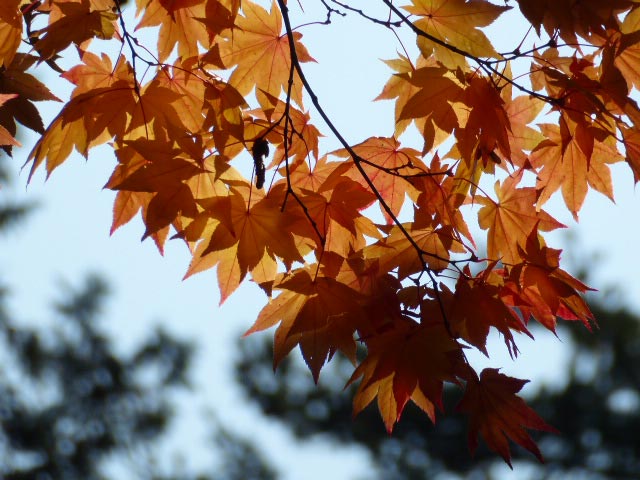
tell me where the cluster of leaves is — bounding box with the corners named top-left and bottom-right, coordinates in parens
top-left (1, 0), bottom-right (639, 466)
top-left (236, 300), bottom-right (640, 479)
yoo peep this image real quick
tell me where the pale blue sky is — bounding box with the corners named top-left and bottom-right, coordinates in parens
top-left (1, 1), bottom-right (639, 478)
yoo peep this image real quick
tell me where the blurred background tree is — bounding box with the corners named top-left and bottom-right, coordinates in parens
top-left (0, 157), bottom-right (276, 480)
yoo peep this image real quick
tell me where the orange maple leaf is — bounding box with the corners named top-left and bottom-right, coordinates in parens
top-left (364, 221), bottom-right (460, 276)
top-left (507, 231), bottom-right (594, 332)
top-left (409, 154), bottom-right (474, 244)
top-left (34, 0), bottom-right (118, 60)
top-left (110, 190), bottom-right (152, 235)
top-left (245, 267), bottom-right (364, 381)
top-left (376, 54), bottom-right (441, 138)
top-left (136, 0), bottom-right (209, 62)
top-left (348, 317), bottom-right (465, 432)
top-left (531, 117), bottom-right (620, 219)
top-left (108, 139), bottom-right (202, 237)
top-left (397, 66), bottom-right (464, 152)
top-left (247, 91), bottom-right (321, 165)
top-left (612, 15), bottom-right (640, 92)
top-left (27, 54), bottom-right (137, 179)
top-left (214, 0), bottom-right (315, 106)
top-left (501, 94), bottom-right (545, 167)
top-left (196, 0), bottom-right (240, 38)
top-left (457, 368), bottom-right (558, 467)
top-left (291, 177), bottom-right (378, 256)
top-left (0, 0), bottom-right (21, 68)
top-left (476, 169), bottom-right (565, 265)
top-left (458, 74), bottom-right (512, 163)
top-left (332, 137), bottom-right (427, 223)
top-left (403, 0), bottom-right (510, 69)
top-left (198, 184), bottom-right (306, 302)
top-left (441, 266), bottom-right (532, 357)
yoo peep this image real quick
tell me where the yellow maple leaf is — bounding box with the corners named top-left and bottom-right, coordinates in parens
top-left (0, 0), bottom-right (21, 67)
top-left (215, 0), bottom-right (315, 106)
top-left (136, 0), bottom-right (209, 62)
top-left (403, 0), bottom-right (509, 69)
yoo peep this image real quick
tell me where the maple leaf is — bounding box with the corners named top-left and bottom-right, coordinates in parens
top-left (348, 317), bottom-right (465, 432)
top-left (0, 93), bottom-right (20, 148)
top-left (201, 75), bottom-right (247, 156)
top-left (531, 117), bottom-right (620, 219)
top-left (292, 177), bottom-right (378, 256)
top-left (409, 154), bottom-right (474, 244)
top-left (501, 94), bottom-right (545, 167)
top-left (198, 183), bottom-right (306, 302)
top-left (515, 0), bottom-right (634, 45)
top-left (151, 59), bottom-right (208, 135)
top-left (0, 0), bottom-right (22, 68)
top-left (458, 74), bottom-right (512, 163)
top-left (603, 15), bottom-right (640, 95)
top-left (34, 0), bottom-right (118, 60)
top-left (127, 73), bottom-right (188, 140)
top-left (397, 66), bottom-right (464, 152)
top-left (403, 0), bottom-right (510, 70)
top-left (507, 231), bottom-right (594, 332)
top-left (110, 190), bottom-right (153, 235)
top-left (476, 169), bottom-right (565, 265)
top-left (247, 90), bottom-right (321, 167)
top-left (194, 0), bottom-right (241, 43)
top-left (187, 154), bottom-right (245, 201)
top-left (213, 0), bottom-right (315, 106)
top-left (136, 0), bottom-right (209, 62)
top-left (108, 139), bottom-right (202, 237)
top-left (364, 220), bottom-right (460, 276)
top-left (376, 54), bottom-right (441, 138)
top-left (0, 53), bottom-right (62, 152)
top-left (245, 267), bottom-right (364, 381)
top-left (457, 368), bottom-right (558, 467)
top-left (332, 137), bottom-right (426, 223)
top-left (441, 266), bottom-right (532, 357)
top-left (27, 54), bottom-right (137, 179)
top-left (288, 155), bottom-right (339, 191)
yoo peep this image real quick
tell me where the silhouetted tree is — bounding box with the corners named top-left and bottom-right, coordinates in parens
top-left (0, 157), bottom-right (276, 480)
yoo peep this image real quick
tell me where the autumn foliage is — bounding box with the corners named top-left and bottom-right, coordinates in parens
top-left (2, 0), bottom-right (639, 467)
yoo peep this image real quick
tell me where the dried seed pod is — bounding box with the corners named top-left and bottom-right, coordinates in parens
top-left (252, 138), bottom-right (269, 189)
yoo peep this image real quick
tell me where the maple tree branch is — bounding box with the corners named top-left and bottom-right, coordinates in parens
top-left (425, 268), bottom-right (455, 339)
top-left (276, 0), bottom-right (433, 268)
top-left (279, 0), bottom-right (481, 276)
top-left (114, 1), bottom-right (142, 95)
top-left (278, 50), bottom-right (326, 247)
top-left (328, 0), bottom-right (402, 28)
top-left (276, 0), bottom-right (469, 341)
top-left (319, 0), bottom-right (345, 21)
